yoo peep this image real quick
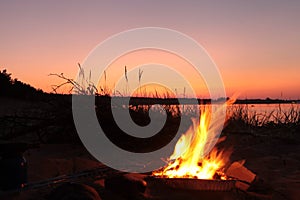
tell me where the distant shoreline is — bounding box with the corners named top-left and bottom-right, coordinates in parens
top-left (76, 95), bottom-right (300, 105)
top-left (1, 94), bottom-right (299, 105)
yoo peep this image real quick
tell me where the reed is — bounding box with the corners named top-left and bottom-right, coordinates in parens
top-left (227, 104), bottom-right (300, 127)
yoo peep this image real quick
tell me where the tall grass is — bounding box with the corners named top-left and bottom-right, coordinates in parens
top-left (50, 65), bottom-right (300, 133)
top-left (227, 104), bottom-right (300, 128)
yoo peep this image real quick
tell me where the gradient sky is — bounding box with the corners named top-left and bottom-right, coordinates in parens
top-left (1, 0), bottom-right (299, 99)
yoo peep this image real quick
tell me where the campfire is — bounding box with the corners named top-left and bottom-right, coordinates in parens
top-left (102, 99), bottom-right (261, 200)
top-left (152, 106), bottom-right (232, 181)
top-left (151, 99), bottom-right (257, 194)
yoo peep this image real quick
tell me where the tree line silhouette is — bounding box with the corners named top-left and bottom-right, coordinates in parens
top-left (0, 69), bottom-right (43, 98)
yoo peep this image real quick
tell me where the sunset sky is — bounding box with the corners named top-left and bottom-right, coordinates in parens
top-left (1, 0), bottom-right (299, 99)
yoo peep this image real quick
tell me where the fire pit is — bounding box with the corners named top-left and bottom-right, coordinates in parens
top-left (146, 177), bottom-right (236, 191)
top-left (104, 173), bottom-right (238, 200)
top-left (143, 176), bottom-right (238, 200)
top-left (142, 106), bottom-right (254, 199)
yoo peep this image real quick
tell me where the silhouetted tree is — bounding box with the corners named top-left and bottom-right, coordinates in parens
top-left (0, 69), bottom-right (43, 98)
top-left (0, 69), bottom-right (13, 96)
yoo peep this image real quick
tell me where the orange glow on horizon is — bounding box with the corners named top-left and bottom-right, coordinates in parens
top-left (97, 49), bottom-right (210, 98)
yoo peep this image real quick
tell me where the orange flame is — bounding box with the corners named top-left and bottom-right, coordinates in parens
top-left (153, 102), bottom-right (233, 180)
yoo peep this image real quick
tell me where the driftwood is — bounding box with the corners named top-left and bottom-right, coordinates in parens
top-left (225, 160), bottom-right (272, 199)
top-left (226, 160), bottom-right (256, 191)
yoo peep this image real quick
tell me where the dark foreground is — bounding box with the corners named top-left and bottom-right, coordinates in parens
top-left (0, 97), bottom-right (299, 199)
